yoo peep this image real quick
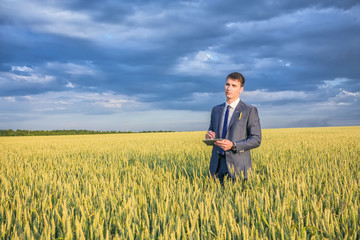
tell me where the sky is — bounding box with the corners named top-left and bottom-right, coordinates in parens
top-left (1, 0), bottom-right (359, 131)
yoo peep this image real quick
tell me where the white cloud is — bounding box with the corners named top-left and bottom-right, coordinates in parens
top-left (173, 51), bottom-right (294, 76)
top-left (66, 82), bottom-right (75, 88)
top-left (46, 62), bottom-right (97, 76)
top-left (1, 97), bottom-right (16, 102)
top-left (319, 78), bottom-right (349, 89)
top-left (4, 90), bottom-right (149, 113)
top-left (173, 50), bottom-right (244, 76)
top-left (278, 59), bottom-right (291, 67)
top-left (0, 71), bottom-right (55, 84)
top-left (325, 89), bottom-right (360, 106)
top-left (241, 78), bottom-right (359, 107)
top-left (242, 89), bottom-right (309, 102)
top-left (16, 74), bottom-right (54, 84)
top-left (35, 107), bottom-right (67, 112)
top-left (4, 65), bottom-right (56, 84)
top-left (1, 62), bottom-right (99, 89)
top-left (11, 66), bottom-right (33, 72)
top-left (0, 90), bottom-right (209, 131)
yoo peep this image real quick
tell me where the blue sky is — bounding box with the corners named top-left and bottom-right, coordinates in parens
top-left (1, 0), bottom-right (359, 131)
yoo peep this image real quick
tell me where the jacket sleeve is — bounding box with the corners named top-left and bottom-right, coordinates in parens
top-left (235, 106), bottom-right (261, 152)
top-left (208, 107), bottom-right (215, 132)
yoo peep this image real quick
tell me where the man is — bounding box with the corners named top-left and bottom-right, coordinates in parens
top-left (205, 72), bottom-right (261, 184)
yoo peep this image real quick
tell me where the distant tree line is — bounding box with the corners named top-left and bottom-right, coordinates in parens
top-left (0, 129), bottom-right (174, 136)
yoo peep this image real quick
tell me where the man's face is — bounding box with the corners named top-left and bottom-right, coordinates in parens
top-left (224, 78), bottom-right (243, 102)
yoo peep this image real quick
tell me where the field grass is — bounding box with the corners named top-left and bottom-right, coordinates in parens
top-left (0, 126), bottom-right (359, 239)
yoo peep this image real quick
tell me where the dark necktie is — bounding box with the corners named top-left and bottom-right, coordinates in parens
top-left (219, 105), bottom-right (230, 155)
top-left (221, 105), bottom-right (230, 139)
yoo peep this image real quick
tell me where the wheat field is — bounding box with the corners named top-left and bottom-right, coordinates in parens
top-left (0, 127), bottom-right (359, 239)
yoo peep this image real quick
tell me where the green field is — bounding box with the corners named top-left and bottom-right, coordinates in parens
top-left (0, 127), bottom-right (359, 239)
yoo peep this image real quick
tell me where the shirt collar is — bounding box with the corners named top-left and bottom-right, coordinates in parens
top-left (225, 98), bottom-right (240, 109)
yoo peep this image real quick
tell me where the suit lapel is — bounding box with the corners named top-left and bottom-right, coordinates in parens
top-left (227, 100), bottom-right (244, 134)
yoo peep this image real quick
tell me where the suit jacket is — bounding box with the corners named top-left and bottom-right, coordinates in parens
top-left (208, 100), bottom-right (261, 179)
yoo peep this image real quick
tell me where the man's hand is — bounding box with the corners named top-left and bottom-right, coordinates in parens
top-left (214, 139), bottom-right (233, 151)
top-left (205, 131), bottom-right (215, 139)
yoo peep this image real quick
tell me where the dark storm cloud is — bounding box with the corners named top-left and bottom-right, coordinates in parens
top-left (218, 6), bottom-right (360, 91)
top-left (0, 0), bottom-right (359, 130)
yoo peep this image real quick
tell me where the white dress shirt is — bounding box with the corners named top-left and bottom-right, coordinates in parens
top-left (220, 98), bottom-right (240, 137)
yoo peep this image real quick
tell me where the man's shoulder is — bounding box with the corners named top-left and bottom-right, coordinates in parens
top-left (239, 100), bottom-right (258, 110)
top-left (211, 103), bottom-right (225, 111)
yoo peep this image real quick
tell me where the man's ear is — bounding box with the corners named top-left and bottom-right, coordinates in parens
top-left (239, 86), bottom-right (244, 94)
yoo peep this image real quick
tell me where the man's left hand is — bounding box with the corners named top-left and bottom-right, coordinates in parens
top-left (214, 139), bottom-right (233, 151)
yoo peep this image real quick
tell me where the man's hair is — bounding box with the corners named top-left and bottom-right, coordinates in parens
top-left (226, 72), bottom-right (245, 87)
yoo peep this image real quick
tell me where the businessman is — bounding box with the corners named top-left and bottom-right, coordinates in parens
top-left (206, 72), bottom-right (261, 184)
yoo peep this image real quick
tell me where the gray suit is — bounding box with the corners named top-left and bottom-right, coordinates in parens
top-left (208, 100), bottom-right (261, 179)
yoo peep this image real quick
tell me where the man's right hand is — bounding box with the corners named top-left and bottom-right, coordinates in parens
top-left (205, 131), bottom-right (215, 139)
